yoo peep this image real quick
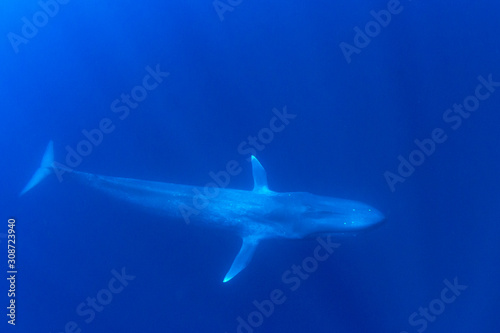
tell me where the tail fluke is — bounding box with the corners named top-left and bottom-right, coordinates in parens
top-left (20, 141), bottom-right (54, 196)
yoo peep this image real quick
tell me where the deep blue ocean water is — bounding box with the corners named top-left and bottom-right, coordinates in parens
top-left (1, 1), bottom-right (499, 332)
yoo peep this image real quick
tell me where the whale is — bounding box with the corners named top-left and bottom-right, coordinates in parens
top-left (20, 141), bottom-right (385, 282)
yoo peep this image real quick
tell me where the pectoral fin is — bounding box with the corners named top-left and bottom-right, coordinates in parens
top-left (223, 236), bottom-right (260, 283)
top-left (251, 156), bottom-right (270, 193)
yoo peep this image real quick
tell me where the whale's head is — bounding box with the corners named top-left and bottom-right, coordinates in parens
top-left (282, 192), bottom-right (385, 237)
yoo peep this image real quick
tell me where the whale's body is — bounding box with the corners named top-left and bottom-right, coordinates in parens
top-left (21, 141), bottom-right (385, 282)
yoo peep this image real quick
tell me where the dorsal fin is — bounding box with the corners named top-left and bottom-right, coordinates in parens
top-left (251, 156), bottom-right (269, 193)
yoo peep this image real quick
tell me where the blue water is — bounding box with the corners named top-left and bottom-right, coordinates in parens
top-left (1, 1), bottom-right (499, 332)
